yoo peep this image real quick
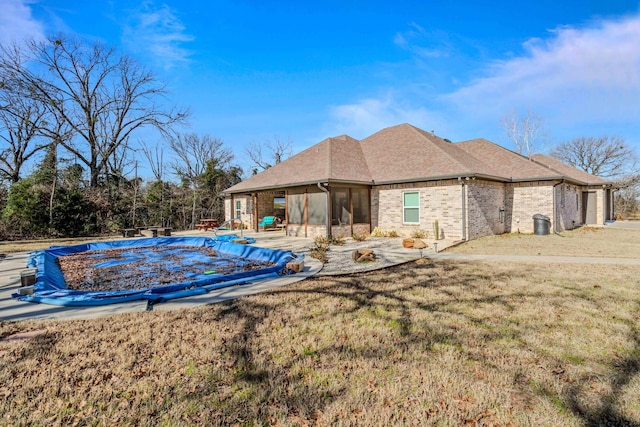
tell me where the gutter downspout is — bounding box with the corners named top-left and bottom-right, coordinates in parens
top-left (317, 182), bottom-right (331, 237)
top-left (611, 186), bottom-right (618, 221)
top-left (552, 180), bottom-right (564, 234)
top-left (458, 177), bottom-right (467, 241)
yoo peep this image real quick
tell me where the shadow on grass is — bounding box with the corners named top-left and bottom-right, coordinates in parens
top-left (181, 260), bottom-right (545, 424)
top-left (185, 259), bottom-right (640, 425)
top-left (565, 311), bottom-right (640, 427)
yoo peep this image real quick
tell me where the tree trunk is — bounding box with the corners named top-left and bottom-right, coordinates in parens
top-left (191, 189), bottom-right (197, 229)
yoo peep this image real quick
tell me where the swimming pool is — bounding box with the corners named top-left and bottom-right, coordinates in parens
top-left (14, 236), bottom-right (302, 306)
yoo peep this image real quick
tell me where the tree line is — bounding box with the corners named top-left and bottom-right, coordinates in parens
top-left (0, 35), bottom-right (242, 239)
top-left (1, 35), bottom-right (638, 239)
top-left (503, 110), bottom-right (640, 217)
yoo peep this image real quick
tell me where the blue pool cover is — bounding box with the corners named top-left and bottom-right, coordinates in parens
top-left (14, 235), bottom-right (302, 306)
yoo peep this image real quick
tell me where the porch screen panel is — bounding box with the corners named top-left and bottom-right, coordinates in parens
top-left (288, 194), bottom-right (305, 224)
top-left (352, 188), bottom-right (370, 223)
top-left (403, 191), bottom-right (420, 224)
top-left (331, 188), bottom-right (350, 225)
top-left (307, 192), bottom-right (327, 225)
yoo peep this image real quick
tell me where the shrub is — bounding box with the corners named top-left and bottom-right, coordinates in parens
top-left (313, 236), bottom-right (331, 250)
top-left (370, 227), bottom-right (399, 238)
top-left (352, 233), bottom-right (369, 242)
top-left (309, 247), bottom-right (328, 263)
top-left (370, 227), bottom-right (385, 237)
top-left (410, 229), bottom-right (428, 239)
top-left (309, 236), bottom-right (330, 263)
top-left (330, 236), bottom-right (345, 246)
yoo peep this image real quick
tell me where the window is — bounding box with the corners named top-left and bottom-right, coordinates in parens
top-left (403, 192), bottom-right (420, 224)
top-left (235, 200), bottom-right (242, 219)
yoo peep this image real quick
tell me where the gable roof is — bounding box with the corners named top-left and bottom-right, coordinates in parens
top-left (360, 124), bottom-right (500, 184)
top-left (456, 138), bottom-right (564, 181)
top-left (224, 135), bottom-right (372, 193)
top-left (224, 124), bottom-right (610, 194)
top-left (531, 154), bottom-right (608, 185)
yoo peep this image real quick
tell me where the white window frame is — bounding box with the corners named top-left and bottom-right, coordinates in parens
top-left (402, 191), bottom-right (420, 224)
top-left (235, 200), bottom-right (242, 219)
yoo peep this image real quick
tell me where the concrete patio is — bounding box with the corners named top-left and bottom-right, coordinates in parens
top-left (0, 230), bottom-right (452, 322)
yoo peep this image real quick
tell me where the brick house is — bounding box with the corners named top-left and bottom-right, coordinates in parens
top-left (224, 124), bottom-right (612, 240)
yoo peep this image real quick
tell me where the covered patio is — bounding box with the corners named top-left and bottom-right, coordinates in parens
top-left (227, 184), bottom-right (371, 238)
top-left (224, 135), bottom-right (374, 238)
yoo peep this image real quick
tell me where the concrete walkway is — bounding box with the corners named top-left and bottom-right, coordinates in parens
top-left (430, 252), bottom-right (640, 265)
top-left (604, 220), bottom-right (640, 230)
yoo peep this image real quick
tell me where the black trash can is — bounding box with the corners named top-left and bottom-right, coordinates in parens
top-left (533, 214), bottom-right (550, 235)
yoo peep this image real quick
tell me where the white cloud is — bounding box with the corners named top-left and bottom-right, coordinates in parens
top-left (446, 14), bottom-right (640, 127)
top-left (122, 3), bottom-right (194, 69)
top-left (394, 22), bottom-right (451, 59)
top-left (0, 0), bottom-right (45, 45)
top-left (325, 93), bottom-right (446, 139)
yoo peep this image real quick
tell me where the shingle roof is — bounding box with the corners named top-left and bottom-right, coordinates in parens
top-left (456, 138), bottom-right (564, 181)
top-left (360, 124), bottom-right (499, 183)
top-left (531, 154), bottom-right (609, 185)
top-left (224, 135), bottom-right (371, 193)
top-left (224, 124), bottom-right (609, 194)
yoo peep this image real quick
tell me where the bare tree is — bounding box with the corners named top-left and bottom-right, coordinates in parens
top-left (245, 135), bottom-right (292, 173)
top-left (551, 136), bottom-right (640, 218)
top-left (141, 141), bottom-right (165, 182)
top-left (141, 140), bottom-right (168, 226)
top-left (550, 136), bottom-right (638, 180)
top-left (501, 109), bottom-right (546, 158)
top-left (168, 133), bottom-right (233, 228)
top-left (0, 35), bottom-right (188, 187)
top-left (0, 76), bottom-right (50, 182)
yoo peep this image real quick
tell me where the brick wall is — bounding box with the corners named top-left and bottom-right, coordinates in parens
top-left (256, 191), bottom-right (285, 220)
top-left (466, 180), bottom-right (506, 240)
top-left (556, 183), bottom-right (582, 231)
top-left (225, 196), bottom-right (252, 229)
top-left (596, 187), bottom-right (605, 225)
top-left (224, 198), bottom-right (231, 222)
top-left (505, 182), bottom-right (555, 233)
top-left (372, 180), bottom-right (464, 240)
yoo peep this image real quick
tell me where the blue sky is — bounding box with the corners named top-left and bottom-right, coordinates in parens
top-left (2, 0), bottom-right (640, 178)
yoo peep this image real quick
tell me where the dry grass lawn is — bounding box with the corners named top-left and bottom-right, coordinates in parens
top-left (2, 250), bottom-right (640, 425)
top-left (446, 226), bottom-right (640, 258)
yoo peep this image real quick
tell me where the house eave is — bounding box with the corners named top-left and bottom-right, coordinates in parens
top-left (372, 173), bottom-right (508, 186)
top-left (223, 178), bottom-right (373, 195)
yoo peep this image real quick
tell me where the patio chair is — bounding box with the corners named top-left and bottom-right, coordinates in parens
top-left (258, 216), bottom-right (277, 230)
